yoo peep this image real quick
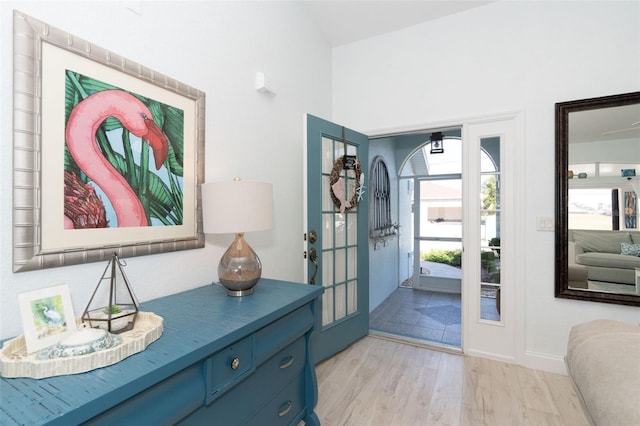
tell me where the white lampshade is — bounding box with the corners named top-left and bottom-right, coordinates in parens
top-left (201, 179), bottom-right (273, 234)
top-left (201, 178), bottom-right (273, 296)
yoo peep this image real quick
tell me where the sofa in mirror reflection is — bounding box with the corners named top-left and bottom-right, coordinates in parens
top-left (568, 229), bottom-right (640, 292)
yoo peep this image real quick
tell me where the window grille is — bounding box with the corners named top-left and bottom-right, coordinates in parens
top-left (371, 156), bottom-right (392, 234)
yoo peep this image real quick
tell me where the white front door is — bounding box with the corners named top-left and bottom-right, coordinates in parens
top-left (462, 115), bottom-right (524, 363)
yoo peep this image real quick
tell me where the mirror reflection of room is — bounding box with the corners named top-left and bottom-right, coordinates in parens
top-left (567, 103), bottom-right (640, 295)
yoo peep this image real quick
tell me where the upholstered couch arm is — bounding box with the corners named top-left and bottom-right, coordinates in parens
top-left (565, 320), bottom-right (640, 426)
top-left (568, 241), bottom-right (584, 264)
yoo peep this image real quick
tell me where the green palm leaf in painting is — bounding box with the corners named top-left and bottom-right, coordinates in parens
top-left (64, 71), bottom-right (185, 226)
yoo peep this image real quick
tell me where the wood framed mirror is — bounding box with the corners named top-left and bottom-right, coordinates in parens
top-left (555, 91), bottom-right (640, 306)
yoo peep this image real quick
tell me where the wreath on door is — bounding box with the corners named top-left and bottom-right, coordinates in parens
top-left (329, 156), bottom-right (363, 213)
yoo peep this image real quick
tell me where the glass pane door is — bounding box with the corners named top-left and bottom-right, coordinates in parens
top-left (320, 137), bottom-right (359, 326)
top-left (305, 114), bottom-right (369, 363)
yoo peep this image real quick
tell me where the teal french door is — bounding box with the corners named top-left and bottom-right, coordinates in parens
top-left (305, 114), bottom-right (369, 364)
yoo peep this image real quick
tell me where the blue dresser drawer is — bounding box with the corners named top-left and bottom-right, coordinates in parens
top-left (248, 372), bottom-right (305, 426)
top-left (250, 336), bottom-right (305, 392)
top-left (254, 305), bottom-right (314, 363)
top-left (179, 337), bottom-right (306, 425)
top-left (204, 335), bottom-right (255, 404)
top-left (86, 363), bottom-right (205, 425)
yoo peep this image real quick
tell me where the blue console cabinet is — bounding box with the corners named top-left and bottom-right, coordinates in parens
top-left (0, 279), bottom-right (323, 425)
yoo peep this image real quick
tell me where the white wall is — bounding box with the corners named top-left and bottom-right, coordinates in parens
top-left (368, 142), bottom-right (400, 311)
top-left (368, 135), bottom-right (418, 313)
top-left (332, 0), bottom-right (640, 370)
top-left (0, 1), bottom-right (331, 340)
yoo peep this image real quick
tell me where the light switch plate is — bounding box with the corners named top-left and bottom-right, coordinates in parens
top-left (536, 216), bottom-right (554, 231)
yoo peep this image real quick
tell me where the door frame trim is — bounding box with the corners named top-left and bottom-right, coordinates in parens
top-left (302, 114), bottom-right (310, 283)
top-left (364, 110), bottom-right (525, 365)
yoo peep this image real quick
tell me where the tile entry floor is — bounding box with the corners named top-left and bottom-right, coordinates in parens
top-left (369, 286), bottom-right (501, 348)
top-left (369, 287), bottom-right (462, 347)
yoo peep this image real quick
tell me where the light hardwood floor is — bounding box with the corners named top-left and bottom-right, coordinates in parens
top-left (315, 336), bottom-right (589, 426)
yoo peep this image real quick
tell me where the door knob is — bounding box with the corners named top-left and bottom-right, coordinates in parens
top-left (308, 247), bottom-right (318, 285)
top-left (308, 230), bottom-right (317, 244)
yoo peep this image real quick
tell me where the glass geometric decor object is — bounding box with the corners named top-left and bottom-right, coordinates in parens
top-left (82, 253), bottom-right (139, 334)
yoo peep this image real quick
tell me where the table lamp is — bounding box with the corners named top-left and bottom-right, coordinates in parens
top-left (201, 178), bottom-right (273, 296)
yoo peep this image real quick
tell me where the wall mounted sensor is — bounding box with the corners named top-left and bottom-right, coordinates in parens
top-left (255, 72), bottom-right (276, 96)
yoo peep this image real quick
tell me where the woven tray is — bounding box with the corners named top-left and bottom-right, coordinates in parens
top-left (0, 311), bottom-right (163, 379)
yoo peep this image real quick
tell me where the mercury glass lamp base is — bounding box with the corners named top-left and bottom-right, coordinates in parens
top-left (223, 286), bottom-right (255, 297)
top-left (218, 233), bottom-right (262, 297)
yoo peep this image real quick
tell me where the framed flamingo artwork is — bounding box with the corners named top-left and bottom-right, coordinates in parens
top-left (12, 11), bottom-right (205, 272)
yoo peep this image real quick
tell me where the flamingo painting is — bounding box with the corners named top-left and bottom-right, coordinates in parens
top-left (64, 170), bottom-right (109, 229)
top-left (65, 90), bottom-right (168, 228)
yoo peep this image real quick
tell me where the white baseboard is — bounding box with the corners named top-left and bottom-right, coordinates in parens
top-left (464, 348), bottom-right (516, 364)
top-left (524, 350), bottom-right (567, 375)
top-left (463, 348), bottom-right (568, 375)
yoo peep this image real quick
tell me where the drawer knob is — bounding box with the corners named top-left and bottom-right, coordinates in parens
top-left (279, 356), bottom-right (294, 369)
top-left (230, 357), bottom-right (240, 370)
top-left (278, 401), bottom-right (293, 417)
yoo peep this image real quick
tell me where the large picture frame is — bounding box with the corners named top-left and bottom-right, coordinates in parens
top-left (13, 11), bottom-right (205, 272)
